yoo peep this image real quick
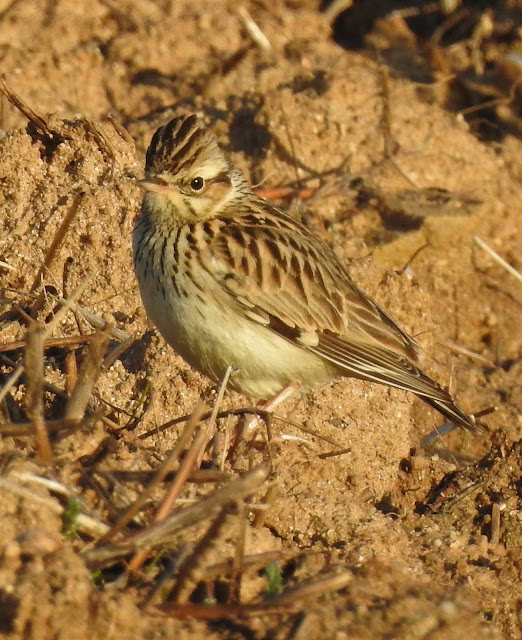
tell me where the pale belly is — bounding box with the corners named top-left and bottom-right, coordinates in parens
top-left (135, 268), bottom-right (336, 399)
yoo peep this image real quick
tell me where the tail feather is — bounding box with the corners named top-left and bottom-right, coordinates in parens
top-left (422, 391), bottom-right (478, 433)
top-left (310, 332), bottom-right (480, 432)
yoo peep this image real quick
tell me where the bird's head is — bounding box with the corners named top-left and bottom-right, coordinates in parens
top-left (137, 113), bottom-right (248, 226)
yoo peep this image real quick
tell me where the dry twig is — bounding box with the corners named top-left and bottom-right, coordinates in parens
top-left (98, 402), bottom-right (208, 545)
top-left (0, 475), bottom-right (108, 537)
top-left (82, 464), bottom-right (270, 568)
top-left (0, 75), bottom-right (55, 138)
top-left (30, 193), bottom-right (85, 291)
top-left (159, 570), bottom-right (353, 618)
top-left (64, 326), bottom-right (111, 423)
top-left (24, 321), bottom-right (53, 462)
top-left (474, 236), bottom-right (522, 286)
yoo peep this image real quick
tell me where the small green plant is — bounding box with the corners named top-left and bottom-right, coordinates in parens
top-left (61, 497), bottom-right (82, 540)
top-left (264, 561), bottom-right (283, 598)
top-left (90, 569), bottom-right (102, 585)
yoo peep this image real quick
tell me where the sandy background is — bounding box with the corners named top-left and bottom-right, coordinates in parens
top-left (0, 2), bottom-right (521, 639)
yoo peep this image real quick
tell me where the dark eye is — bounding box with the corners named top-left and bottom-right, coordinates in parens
top-left (189, 176), bottom-right (205, 192)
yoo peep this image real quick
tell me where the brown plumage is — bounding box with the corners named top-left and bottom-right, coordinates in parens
top-left (133, 113), bottom-right (477, 432)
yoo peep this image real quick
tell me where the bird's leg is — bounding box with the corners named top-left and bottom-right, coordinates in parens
top-left (246, 381), bottom-right (302, 438)
top-left (229, 381), bottom-right (302, 465)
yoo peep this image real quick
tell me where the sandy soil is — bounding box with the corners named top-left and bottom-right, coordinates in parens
top-left (0, 2), bottom-right (520, 639)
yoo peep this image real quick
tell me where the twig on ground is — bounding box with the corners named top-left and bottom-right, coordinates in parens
top-left (64, 326), bottom-right (111, 423)
top-left (0, 476), bottom-right (109, 537)
top-left (126, 374), bottom-right (232, 573)
top-left (166, 505), bottom-right (235, 604)
top-left (237, 7), bottom-right (273, 55)
top-left (0, 75), bottom-right (55, 138)
top-left (0, 333), bottom-right (95, 354)
top-left (82, 464), bottom-right (270, 568)
top-left (159, 569), bottom-right (353, 619)
top-left (98, 402), bottom-right (208, 545)
top-left (444, 339), bottom-right (496, 367)
top-left (490, 502), bottom-right (501, 546)
top-left (30, 192), bottom-right (85, 291)
top-left (474, 235), bottom-right (522, 285)
top-left (322, 0), bottom-right (353, 25)
top-left (25, 321), bottom-right (53, 462)
top-left (56, 296), bottom-right (130, 341)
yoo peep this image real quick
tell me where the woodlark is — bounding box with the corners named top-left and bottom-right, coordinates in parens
top-left (133, 113), bottom-right (477, 432)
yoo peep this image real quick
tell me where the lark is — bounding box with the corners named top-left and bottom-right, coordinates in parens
top-left (133, 113), bottom-right (477, 432)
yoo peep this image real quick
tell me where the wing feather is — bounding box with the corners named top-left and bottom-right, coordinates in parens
top-left (202, 205), bottom-right (419, 359)
top-left (197, 205), bottom-right (476, 431)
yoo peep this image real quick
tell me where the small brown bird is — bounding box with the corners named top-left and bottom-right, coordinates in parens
top-left (133, 113), bottom-right (476, 432)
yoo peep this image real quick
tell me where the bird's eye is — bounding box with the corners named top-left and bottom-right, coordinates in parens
top-left (189, 176), bottom-right (205, 192)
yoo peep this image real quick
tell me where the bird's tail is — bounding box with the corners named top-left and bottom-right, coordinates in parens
top-left (422, 391), bottom-right (479, 433)
top-left (310, 333), bottom-right (482, 432)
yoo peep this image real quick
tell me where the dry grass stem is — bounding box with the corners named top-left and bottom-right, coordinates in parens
top-left (24, 321), bottom-right (53, 462)
top-left (0, 365), bottom-right (24, 406)
top-left (253, 483), bottom-right (278, 528)
top-left (279, 434), bottom-right (313, 446)
top-left (490, 502), bottom-right (501, 546)
top-left (0, 259), bottom-right (15, 271)
top-left (45, 278), bottom-right (91, 337)
top-left (65, 350), bottom-right (78, 396)
top-left (167, 506), bottom-right (235, 604)
top-left (380, 66), bottom-right (396, 159)
top-left (276, 414), bottom-right (342, 448)
top-left (474, 235), bottom-right (522, 285)
top-left (0, 333), bottom-right (95, 354)
top-left (0, 413), bottom-right (100, 437)
top-left (318, 447), bottom-right (353, 460)
top-left (444, 339), bottom-right (496, 367)
top-left (272, 569), bottom-right (353, 605)
top-left (0, 476), bottom-right (109, 537)
top-left (98, 402), bottom-right (208, 545)
top-left (430, 480), bottom-right (486, 514)
top-left (322, 0), bottom-right (353, 24)
top-left (138, 407), bottom-right (341, 448)
top-left (64, 326), bottom-right (111, 423)
top-left (30, 192), bottom-right (85, 291)
top-left (237, 7), bottom-right (273, 55)
top-left (0, 75), bottom-right (54, 138)
top-left (57, 296), bottom-right (130, 341)
top-left (127, 398), bottom-right (218, 571)
top-left (218, 414), bottom-right (234, 471)
top-left (160, 570), bottom-right (353, 618)
top-left (196, 365), bottom-right (233, 468)
top-left (82, 464), bottom-right (270, 567)
top-left (103, 468), bottom-right (230, 486)
top-left (13, 471), bottom-right (78, 496)
top-left (230, 501), bottom-right (247, 602)
top-left (102, 335), bottom-right (135, 370)
top-left (200, 550), bottom-right (292, 582)
top-left (82, 118), bottom-right (117, 165)
top-left (107, 113), bottom-right (135, 146)
top-left (158, 407), bottom-right (214, 518)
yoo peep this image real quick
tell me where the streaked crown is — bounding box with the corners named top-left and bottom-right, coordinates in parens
top-left (145, 113), bottom-right (227, 179)
top-left (140, 113), bottom-right (251, 225)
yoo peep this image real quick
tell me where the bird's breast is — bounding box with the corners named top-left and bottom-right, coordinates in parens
top-left (132, 223), bottom-right (336, 397)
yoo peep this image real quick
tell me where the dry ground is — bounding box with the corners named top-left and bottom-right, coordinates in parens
top-left (0, 2), bottom-right (521, 639)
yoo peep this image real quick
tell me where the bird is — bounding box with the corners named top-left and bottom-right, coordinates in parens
top-left (133, 112), bottom-right (477, 433)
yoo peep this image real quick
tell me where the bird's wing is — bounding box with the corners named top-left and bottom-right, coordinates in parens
top-left (199, 207), bottom-right (475, 430)
top-left (201, 207), bottom-right (419, 361)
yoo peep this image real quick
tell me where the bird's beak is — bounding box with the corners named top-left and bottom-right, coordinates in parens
top-left (135, 178), bottom-right (176, 194)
